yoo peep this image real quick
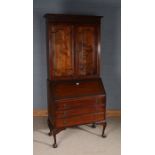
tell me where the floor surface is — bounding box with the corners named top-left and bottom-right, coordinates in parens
top-left (33, 117), bottom-right (121, 155)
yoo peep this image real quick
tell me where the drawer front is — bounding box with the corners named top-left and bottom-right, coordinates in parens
top-left (56, 104), bottom-right (105, 118)
top-left (55, 96), bottom-right (105, 110)
top-left (55, 113), bottom-right (105, 128)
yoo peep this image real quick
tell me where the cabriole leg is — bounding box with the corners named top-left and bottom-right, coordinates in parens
top-left (47, 118), bottom-right (53, 136)
top-left (52, 130), bottom-right (57, 148)
top-left (102, 122), bottom-right (107, 137)
top-left (91, 123), bottom-right (96, 128)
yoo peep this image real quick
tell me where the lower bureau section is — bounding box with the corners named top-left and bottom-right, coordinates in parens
top-left (55, 112), bottom-right (105, 128)
top-left (47, 78), bottom-right (107, 148)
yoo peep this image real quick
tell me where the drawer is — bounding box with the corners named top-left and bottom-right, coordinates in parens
top-left (55, 96), bottom-right (105, 110)
top-left (55, 113), bottom-right (105, 128)
top-left (56, 104), bottom-right (105, 118)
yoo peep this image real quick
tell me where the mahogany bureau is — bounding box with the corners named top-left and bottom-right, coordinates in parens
top-left (45, 14), bottom-right (107, 148)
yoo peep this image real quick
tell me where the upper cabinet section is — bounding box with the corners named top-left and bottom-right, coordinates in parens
top-left (45, 14), bottom-right (103, 80)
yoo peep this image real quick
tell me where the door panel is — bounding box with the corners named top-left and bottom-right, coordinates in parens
top-left (49, 24), bottom-right (74, 79)
top-left (75, 25), bottom-right (98, 77)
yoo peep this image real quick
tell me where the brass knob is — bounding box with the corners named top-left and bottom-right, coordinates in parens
top-left (76, 82), bottom-right (80, 85)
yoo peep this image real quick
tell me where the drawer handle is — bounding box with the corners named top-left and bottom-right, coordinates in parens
top-left (64, 104), bottom-right (69, 109)
top-left (63, 120), bottom-right (67, 125)
top-left (96, 99), bottom-right (100, 104)
top-left (63, 111), bottom-right (67, 116)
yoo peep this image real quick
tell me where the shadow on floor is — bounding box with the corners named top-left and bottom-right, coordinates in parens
top-left (33, 139), bottom-right (51, 147)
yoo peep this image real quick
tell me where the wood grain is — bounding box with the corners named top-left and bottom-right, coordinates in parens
top-left (55, 113), bottom-right (105, 128)
top-left (49, 78), bottom-right (105, 99)
top-left (75, 25), bottom-right (98, 76)
top-left (49, 24), bottom-right (74, 79)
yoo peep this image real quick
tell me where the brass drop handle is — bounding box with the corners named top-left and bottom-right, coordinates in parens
top-left (63, 111), bottom-right (67, 116)
top-left (63, 120), bottom-right (67, 125)
top-left (64, 104), bottom-right (69, 109)
top-left (96, 99), bottom-right (100, 104)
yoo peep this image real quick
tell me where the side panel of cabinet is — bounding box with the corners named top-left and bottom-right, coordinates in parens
top-left (75, 25), bottom-right (99, 77)
top-left (48, 23), bottom-right (74, 80)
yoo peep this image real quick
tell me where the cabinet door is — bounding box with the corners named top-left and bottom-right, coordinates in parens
top-left (49, 24), bottom-right (74, 79)
top-left (75, 25), bottom-right (98, 77)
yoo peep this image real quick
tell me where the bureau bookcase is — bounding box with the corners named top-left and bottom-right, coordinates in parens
top-left (45, 14), bottom-right (107, 148)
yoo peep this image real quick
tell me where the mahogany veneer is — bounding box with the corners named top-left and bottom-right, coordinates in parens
top-left (45, 14), bottom-right (107, 148)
